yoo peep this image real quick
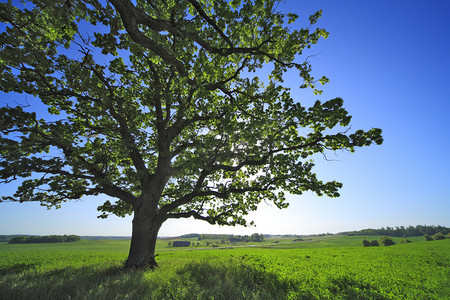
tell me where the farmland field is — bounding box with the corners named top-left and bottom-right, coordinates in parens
top-left (0, 236), bottom-right (448, 299)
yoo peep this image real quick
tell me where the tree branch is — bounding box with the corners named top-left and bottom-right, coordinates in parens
top-left (186, 0), bottom-right (233, 47)
top-left (108, 0), bottom-right (188, 75)
top-left (165, 210), bottom-right (216, 224)
top-left (165, 208), bottom-right (236, 225)
top-left (109, 0), bottom-right (278, 75)
top-left (210, 156), bottom-right (269, 172)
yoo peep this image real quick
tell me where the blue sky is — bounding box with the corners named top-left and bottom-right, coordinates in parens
top-left (1, 0), bottom-right (449, 236)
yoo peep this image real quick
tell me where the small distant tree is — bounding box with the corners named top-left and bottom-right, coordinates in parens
top-left (362, 239), bottom-right (371, 247)
top-left (432, 232), bottom-right (445, 240)
top-left (380, 236), bottom-right (395, 246)
top-left (370, 240), bottom-right (379, 246)
top-left (424, 234), bottom-right (433, 241)
top-left (168, 241), bottom-right (172, 247)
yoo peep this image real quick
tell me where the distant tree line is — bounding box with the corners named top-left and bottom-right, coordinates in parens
top-left (80, 236), bottom-right (130, 240)
top-left (230, 233), bottom-right (265, 243)
top-left (0, 235), bottom-right (21, 242)
top-left (179, 233), bottom-right (202, 239)
top-left (8, 235), bottom-right (81, 244)
top-left (271, 234), bottom-right (305, 238)
top-left (180, 233), bottom-right (265, 243)
top-left (343, 225), bottom-right (449, 237)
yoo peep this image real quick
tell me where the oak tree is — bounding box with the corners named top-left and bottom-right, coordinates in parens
top-left (0, 0), bottom-right (382, 267)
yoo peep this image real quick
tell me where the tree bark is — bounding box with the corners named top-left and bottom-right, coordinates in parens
top-left (125, 204), bottom-right (162, 268)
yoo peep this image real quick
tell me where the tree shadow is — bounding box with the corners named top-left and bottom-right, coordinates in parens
top-left (0, 263), bottom-right (38, 275)
top-left (329, 275), bottom-right (389, 300)
top-left (1, 261), bottom-right (391, 299)
top-left (0, 264), bottom-right (146, 299)
top-left (171, 261), bottom-right (315, 299)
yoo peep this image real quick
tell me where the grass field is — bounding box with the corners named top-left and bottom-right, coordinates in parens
top-left (0, 236), bottom-right (448, 299)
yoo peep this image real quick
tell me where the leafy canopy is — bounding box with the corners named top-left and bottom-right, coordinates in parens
top-left (0, 0), bottom-right (382, 226)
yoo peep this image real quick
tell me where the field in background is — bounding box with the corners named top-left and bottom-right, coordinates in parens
top-left (0, 236), bottom-right (448, 299)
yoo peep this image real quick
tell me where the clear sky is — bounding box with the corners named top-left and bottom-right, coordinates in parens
top-left (1, 0), bottom-right (449, 237)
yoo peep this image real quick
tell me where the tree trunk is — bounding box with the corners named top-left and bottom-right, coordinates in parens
top-left (125, 205), bottom-right (162, 268)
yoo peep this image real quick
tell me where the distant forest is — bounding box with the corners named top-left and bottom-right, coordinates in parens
top-left (8, 235), bottom-right (80, 244)
top-left (180, 233), bottom-right (266, 242)
top-left (0, 235), bottom-right (25, 242)
top-left (81, 236), bottom-right (130, 240)
top-left (342, 225), bottom-right (449, 237)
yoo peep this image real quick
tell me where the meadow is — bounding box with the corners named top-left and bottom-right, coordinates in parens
top-left (0, 236), bottom-right (448, 299)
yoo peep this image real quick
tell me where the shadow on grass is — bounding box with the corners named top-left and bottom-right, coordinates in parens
top-left (0, 264), bottom-right (143, 300)
top-left (0, 261), bottom-right (389, 300)
top-left (0, 263), bottom-right (38, 276)
top-left (329, 275), bottom-right (388, 300)
top-left (169, 261), bottom-right (313, 299)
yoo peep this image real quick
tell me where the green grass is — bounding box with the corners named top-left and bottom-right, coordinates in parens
top-left (260, 235), bottom-right (426, 249)
top-left (0, 239), bottom-right (130, 252)
top-left (0, 237), bottom-right (449, 299)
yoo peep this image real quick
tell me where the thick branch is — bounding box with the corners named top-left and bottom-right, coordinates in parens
top-left (165, 208), bottom-right (236, 225)
top-left (96, 185), bottom-right (138, 206)
top-left (165, 210), bottom-right (216, 224)
top-left (159, 169), bottom-right (210, 214)
top-left (109, 0), bottom-right (187, 75)
top-left (159, 180), bottom-right (273, 217)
